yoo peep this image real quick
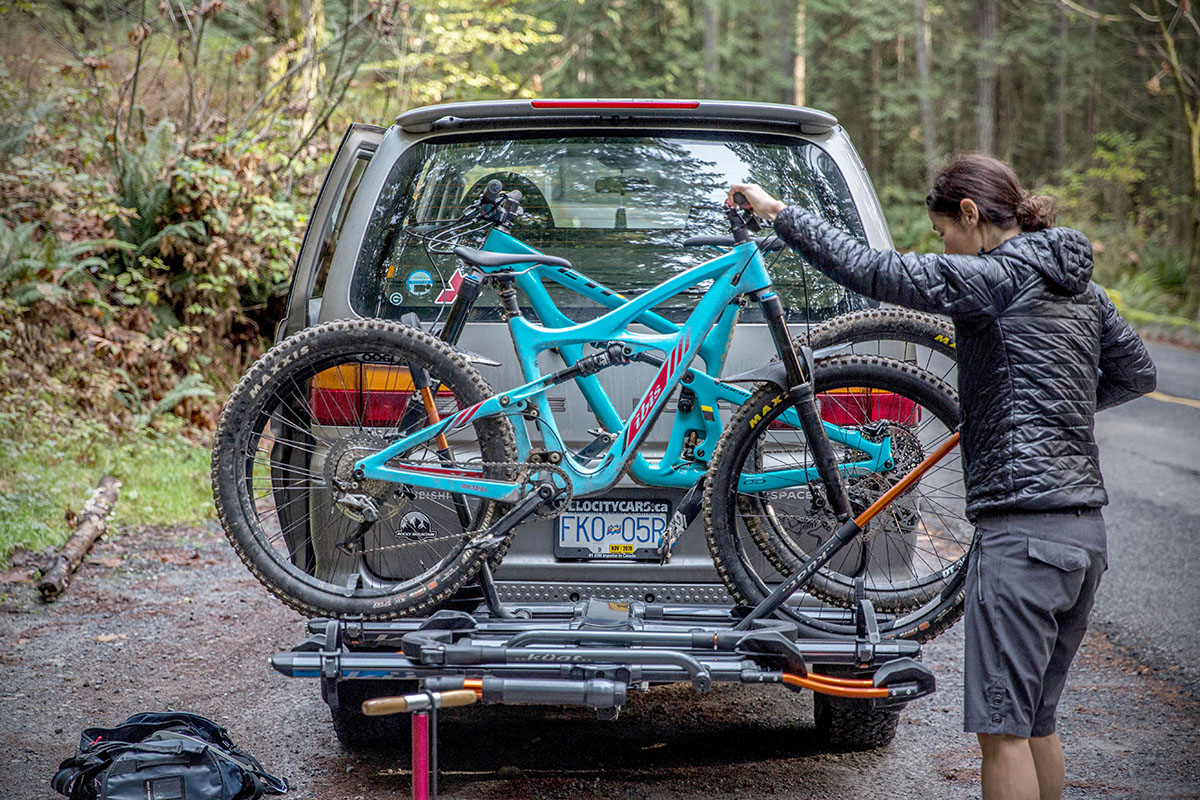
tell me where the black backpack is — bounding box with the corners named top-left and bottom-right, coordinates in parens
top-left (52, 712), bottom-right (288, 800)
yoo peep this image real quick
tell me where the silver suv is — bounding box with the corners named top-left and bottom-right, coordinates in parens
top-left (277, 99), bottom-right (892, 608)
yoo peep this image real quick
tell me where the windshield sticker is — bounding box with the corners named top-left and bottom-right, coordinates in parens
top-left (406, 269), bottom-right (434, 296)
top-left (435, 268), bottom-right (466, 304)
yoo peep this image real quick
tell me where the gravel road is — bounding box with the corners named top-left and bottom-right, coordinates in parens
top-left (2, 521), bottom-right (1197, 799)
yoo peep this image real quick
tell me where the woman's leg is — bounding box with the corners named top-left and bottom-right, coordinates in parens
top-left (978, 733), bottom-right (1039, 800)
top-left (1029, 732), bottom-right (1065, 800)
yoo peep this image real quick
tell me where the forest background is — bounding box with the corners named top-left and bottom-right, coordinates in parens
top-left (0, 0), bottom-right (1196, 562)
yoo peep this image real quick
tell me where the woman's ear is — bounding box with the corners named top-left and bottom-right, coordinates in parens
top-left (958, 198), bottom-right (980, 228)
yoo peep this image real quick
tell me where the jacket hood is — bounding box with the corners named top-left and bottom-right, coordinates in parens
top-left (997, 228), bottom-right (1093, 295)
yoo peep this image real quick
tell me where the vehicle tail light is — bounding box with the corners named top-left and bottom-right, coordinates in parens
top-left (308, 365), bottom-right (457, 426)
top-left (767, 389), bottom-right (919, 431)
top-left (817, 388), bottom-right (919, 427)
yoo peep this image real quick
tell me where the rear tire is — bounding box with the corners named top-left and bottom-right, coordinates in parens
top-left (326, 678), bottom-right (418, 752)
top-left (813, 692), bottom-right (901, 751)
top-left (212, 318), bottom-right (517, 619)
top-left (806, 307), bottom-right (957, 386)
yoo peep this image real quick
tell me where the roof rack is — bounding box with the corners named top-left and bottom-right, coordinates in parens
top-left (394, 99), bottom-right (838, 135)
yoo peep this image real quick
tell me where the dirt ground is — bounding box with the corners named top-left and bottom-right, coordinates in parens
top-left (2, 521), bottom-right (1197, 799)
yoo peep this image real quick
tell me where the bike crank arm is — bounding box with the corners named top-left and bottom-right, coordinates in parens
top-left (464, 481), bottom-right (559, 555)
top-left (658, 478), bottom-right (705, 564)
top-left (734, 431), bottom-right (962, 631)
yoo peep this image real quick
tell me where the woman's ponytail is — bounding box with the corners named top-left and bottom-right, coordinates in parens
top-left (1015, 193), bottom-right (1056, 232)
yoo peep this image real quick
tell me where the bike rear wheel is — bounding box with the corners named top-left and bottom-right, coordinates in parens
top-left (212, 319), bottom-right (516, 619)
top-left (705, 354), bottom-right (972, 642)
top-left (806, 307), bottom-right (957, 386)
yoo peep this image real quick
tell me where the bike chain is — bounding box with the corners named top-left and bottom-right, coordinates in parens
top-left (334, 457), bottom-right (574, 555)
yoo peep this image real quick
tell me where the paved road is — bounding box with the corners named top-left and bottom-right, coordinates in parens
top-left (1093, 340), bottom-right (1200, 687)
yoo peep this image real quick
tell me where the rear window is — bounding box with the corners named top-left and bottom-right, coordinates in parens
top-left (352, 132), bottom-right (871, 324)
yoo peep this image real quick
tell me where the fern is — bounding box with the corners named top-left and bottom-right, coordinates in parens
top-left (130, 373), bottom-right (214, 428)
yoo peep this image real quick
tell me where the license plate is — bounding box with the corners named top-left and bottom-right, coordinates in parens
top-left (555, 499), bottom-right (671, 560)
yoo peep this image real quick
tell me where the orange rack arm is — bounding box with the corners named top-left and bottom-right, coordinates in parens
top-left (783, 672), bottom-right (888, 699)
top-left (854, 431), bottom-right (961, 529)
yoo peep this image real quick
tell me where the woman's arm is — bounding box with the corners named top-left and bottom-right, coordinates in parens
top-left (772, 205), bottom-right (1017, 320)
top-left (1092, 283), bottom-right (1157, 410)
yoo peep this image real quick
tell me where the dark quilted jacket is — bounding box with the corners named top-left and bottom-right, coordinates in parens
top-left (774, 207), bottom-right (1157, 519)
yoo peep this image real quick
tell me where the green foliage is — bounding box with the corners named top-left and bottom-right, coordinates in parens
top-left (0, 218), bottom-right (132, 308)
top-left (0, 403), bottom-right (213, 566)
top-left (1049, 132), bottom-right (1182, 233)
top-left (366, 0), bottom-right (561, 105)
top-left (879, 186), bottom-right (940, 253)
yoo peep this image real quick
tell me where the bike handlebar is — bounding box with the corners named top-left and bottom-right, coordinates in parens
top-left (482, 178), bottom-right (503, 204)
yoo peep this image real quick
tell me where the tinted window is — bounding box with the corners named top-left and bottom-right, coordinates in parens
top-left (352, 132), bottom-right (871, 323)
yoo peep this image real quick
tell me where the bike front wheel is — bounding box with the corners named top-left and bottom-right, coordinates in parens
top-left (211, 319), bottom-right (516, 619)
top-left (705, 354), bottom-right (972, 642)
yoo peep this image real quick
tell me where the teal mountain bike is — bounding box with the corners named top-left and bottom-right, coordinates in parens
top-left (212, 185), bottom-right (970, 641)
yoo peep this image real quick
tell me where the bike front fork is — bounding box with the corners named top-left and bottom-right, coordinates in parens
top-left (753, 288), bottom-right (853, 521)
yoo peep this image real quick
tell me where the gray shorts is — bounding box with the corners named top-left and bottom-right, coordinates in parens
top-left (963, 509), bottom-right (1107, 738)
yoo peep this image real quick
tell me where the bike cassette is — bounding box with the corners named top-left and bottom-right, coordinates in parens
top-left (325, 434), bottom-right (409, 523)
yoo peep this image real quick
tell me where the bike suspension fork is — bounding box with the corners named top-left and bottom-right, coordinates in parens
top-left (754, 290), bottom-right (853, 521)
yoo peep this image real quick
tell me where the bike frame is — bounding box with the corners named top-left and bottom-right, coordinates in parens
top-left (354, 230), bottom-right (892, 504)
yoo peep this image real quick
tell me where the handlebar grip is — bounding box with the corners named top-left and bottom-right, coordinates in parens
top-left (361, 689), bottom-right (479, 716)
top-left (483, 179), bottom-right (503, 203)
top-left (361, 696), bottom-right (412, 716)
top-left (732, 191), bottom-right (748, 207)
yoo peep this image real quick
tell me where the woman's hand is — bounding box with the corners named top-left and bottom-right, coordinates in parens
top-left (729, 184), bottom-right (786, 222)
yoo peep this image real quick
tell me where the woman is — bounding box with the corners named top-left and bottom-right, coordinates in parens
top-left (730, 154), bottom-right (1156, 800)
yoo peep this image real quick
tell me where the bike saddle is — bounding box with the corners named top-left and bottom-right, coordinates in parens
top-left (452, 245), bottom-right (572, 270)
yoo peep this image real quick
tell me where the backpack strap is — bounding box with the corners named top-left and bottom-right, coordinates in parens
top-left (51, 747), bottom-right (119, 800)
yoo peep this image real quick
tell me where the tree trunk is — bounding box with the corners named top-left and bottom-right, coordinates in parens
top-left (869, 40), bottom-right (882, 172)
top-left (793, 0), bottom-right (806, 106)
top-left (1086, 0), bottom-right (1099, 141)
top-left (1051, 3), bottom-right (1068, 177)
top-left (914, 0), bottom-right (936, 182)
top-left (1188, 122), bottom-right (1200, 314)
top-left (703, 0), bottom-right (719, 99)
top-left (976, 0), bottom-right (998, 154)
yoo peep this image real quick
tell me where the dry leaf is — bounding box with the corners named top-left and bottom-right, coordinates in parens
top-left (94, 634), bottom-right (127, 643)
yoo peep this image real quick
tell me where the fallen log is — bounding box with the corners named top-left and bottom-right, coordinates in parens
top-left (38, 475), bottom-right (122, 601)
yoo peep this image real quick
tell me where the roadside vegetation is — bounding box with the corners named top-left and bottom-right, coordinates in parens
top-left (1, 0), bottom-right (1196, 564)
